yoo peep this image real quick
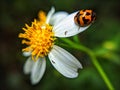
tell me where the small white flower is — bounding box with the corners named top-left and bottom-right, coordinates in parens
top-left (19, 7), bottom-right (91, 85)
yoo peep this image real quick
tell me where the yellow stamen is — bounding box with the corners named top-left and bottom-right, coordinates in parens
top-left (19, 11), bottom-right (55, 61)
top-left (38, 11), bottom-right (46, 22)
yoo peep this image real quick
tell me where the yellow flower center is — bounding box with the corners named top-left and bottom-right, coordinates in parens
top-left (19, 11), bottom-right (55, 61)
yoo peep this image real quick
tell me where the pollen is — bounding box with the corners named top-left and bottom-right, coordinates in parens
top-left (19, 11), bottom-right (55, 61)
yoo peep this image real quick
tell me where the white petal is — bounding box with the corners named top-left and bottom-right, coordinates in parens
top-left (48, 45), bottom-right (82, 78)
top-left (23, 51), bottom-right (31, 57)
top-left (49, 11), bottom-right (68, 25)
top-left (31, 58), bottom-right (46, 85)
top-left (53, 12), bottom-right (90, 37)
top-left (46, 7), bottom-right (55, 24)
top-left (23, 57), bottom-right (34, 74)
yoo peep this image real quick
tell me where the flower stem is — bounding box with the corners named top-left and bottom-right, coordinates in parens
top-left (61, 38), bottom-right (114, 90)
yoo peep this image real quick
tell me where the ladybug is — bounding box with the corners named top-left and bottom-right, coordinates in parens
top-left (74, 9), bottom-right (96, 27)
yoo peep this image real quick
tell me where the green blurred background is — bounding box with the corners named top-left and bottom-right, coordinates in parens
top-left (0, 0), bottom-right (120, 90)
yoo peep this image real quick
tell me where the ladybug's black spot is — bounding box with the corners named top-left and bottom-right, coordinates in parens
top-left (77, 16), bottom-right (80, 25)
top-left (91, 12), bottom-right (96, 21)
top-left (75, 12), bottom-right (81, 25)
top-left (82, 17), bottom-right (89, 24)
top-left (76, 12), bottom-right (80, 17)
top-left (86, 12), bottom-right (91, 15)
top-left (82, 9), bottom-right (86, 12)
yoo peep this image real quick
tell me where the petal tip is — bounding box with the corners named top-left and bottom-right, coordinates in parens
top-left (66, 72), bottom-right (78, 78)
top-left (23, 57), bottom-right (33, 74)
top-left (78, 63), bottom-right (83, 69)
top-left (23, 51), bottom-right (31, 57)
top-left (30, 58), bottom-right (46, 85)
top-left (31, 79), bottom-right (39, 85)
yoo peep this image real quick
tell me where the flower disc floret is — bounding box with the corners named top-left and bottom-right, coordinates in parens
top-left (19, 12), bottom-right (55, 61)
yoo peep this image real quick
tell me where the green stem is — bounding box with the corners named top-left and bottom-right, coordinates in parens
top-left (61, 39), bottom-right (114, 90)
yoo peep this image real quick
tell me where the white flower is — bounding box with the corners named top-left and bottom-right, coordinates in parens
top-left (19, 7), bottom-right (90, 85)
